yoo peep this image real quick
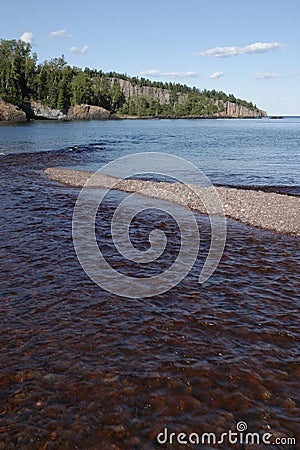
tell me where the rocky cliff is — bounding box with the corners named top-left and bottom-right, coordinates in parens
top-left (107, 78), bottom-right (186, 105)
top-left (0, 99), bottom-right (27, 122)
top-left (219, 101), bottom-right (267, 118)
top-left (107, 78), bottom-right (266, 118)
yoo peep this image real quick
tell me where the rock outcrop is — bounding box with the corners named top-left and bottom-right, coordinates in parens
top-left (67, 104), bottom-right (110, 120)
top-left (0, 99), bottom-right (27, 122)
top-left (21, 102), bottom-right (110, 121)
top-left (219, 101), bottom-right (267, 118)
top-left (22, 101), bottom-right (68, 120)
top-left (107, 78), bottom-right (186, 105)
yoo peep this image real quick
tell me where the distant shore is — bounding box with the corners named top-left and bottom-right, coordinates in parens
top-left (110, 114), bottom-right (265, 120)
top-left (0, 98), bottom-right (267, 123)
top-left (45, 167), bottom-right (300, 236)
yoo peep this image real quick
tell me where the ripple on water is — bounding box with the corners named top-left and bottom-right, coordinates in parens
top-left (0, 148), bottom-right (299, 449)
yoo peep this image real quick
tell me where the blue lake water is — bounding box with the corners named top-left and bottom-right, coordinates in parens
top-left (1, 117), bottom-right (300, 188)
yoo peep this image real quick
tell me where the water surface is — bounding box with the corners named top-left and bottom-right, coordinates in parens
top-left (0, 119), bottom-right (299, 449)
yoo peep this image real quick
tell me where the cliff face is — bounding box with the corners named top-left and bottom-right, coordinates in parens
top-left (0, 99), bottom-right (27, 122)
top-left (107, 78), bottom-right (186, 105)
top-left (108, 78), bottom-right (266, 118)
top-left (219, 101), bottom-right (267, 118)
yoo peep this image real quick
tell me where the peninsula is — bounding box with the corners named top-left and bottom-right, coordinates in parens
top-left (0, 39), bottom-right (267, 122)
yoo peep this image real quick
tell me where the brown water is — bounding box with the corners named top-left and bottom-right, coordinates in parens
top-left (0, 144), bottom-right (299, 449)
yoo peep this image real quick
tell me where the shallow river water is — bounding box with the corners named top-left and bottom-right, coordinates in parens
top-left (0, 118), bottom-right (299, 449)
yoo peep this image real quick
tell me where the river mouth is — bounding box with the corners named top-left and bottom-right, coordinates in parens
top-left (1, 128), bottom-right (299, 448)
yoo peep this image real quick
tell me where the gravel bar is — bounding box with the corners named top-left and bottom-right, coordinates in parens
top-left (45, 167), bottom-right (300, 236)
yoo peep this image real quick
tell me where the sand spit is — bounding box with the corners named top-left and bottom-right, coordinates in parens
top-left (44, 167), bottom-right (300, 236)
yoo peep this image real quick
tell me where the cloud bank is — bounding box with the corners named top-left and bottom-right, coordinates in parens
top-left (255, 72), bottom-right (281, 79)
top-left (49, 29), bottom-right (72, 39)
top-left (209, 71), bottom-right (224, 79)
top-left (70, 45), bottom-right (89, 54)
top-left (140, 69), bottom-right (199, 78)
top-left (198, 42), bottom-right (285, 57)
top-left (19, 31), bottom-right (34, 44)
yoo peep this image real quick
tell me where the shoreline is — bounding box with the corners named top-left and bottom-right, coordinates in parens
top-left (109, 114), bottom-right (264, 120)
top-left (44, 167), bottom-right (300, 236)
top-left (0, 115), bottom-right (267, 124)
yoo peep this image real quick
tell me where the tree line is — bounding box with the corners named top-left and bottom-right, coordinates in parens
top-left (0, 39), bottom-right (259, 117)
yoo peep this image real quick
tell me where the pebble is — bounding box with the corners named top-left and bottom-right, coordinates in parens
top-left (43, 373), bottom-right (58, 383)
top-left (260, 389), bottom-right (273, 401)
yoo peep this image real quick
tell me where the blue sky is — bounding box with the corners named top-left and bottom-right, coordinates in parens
top-left (2, 0), bottom-right (300, 114)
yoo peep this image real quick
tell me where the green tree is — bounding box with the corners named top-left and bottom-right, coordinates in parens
top-left (108, 83), bottom-right (125, 111)
top-left (0, 39), bottom-right (37, 106)
top-left (35, 56), bottom-right (68, 108)
top-left (70, 72), bottom-right (92, 105)
top-left (92, 76), bottom-right (111, 109)
top-left (0, 38), bottom-right (259, 116)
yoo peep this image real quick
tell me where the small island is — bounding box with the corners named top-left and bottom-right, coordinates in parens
top-left (0, 39), bottom-right (266, 122)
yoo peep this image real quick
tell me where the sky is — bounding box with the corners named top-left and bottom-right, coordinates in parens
top-left (2, 0), bottom-right (300, 114)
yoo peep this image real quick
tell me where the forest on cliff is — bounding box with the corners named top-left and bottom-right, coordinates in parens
top-left (0, 39), bottom-right (260, 117)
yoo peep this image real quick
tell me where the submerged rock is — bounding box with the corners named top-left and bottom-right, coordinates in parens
top-left (43, 373), bottom-right (59, 383)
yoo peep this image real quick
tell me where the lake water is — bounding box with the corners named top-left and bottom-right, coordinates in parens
top-left (0, 118), bottom-right (299, 448)
top-left (1, 117), bottom-right (300, 189)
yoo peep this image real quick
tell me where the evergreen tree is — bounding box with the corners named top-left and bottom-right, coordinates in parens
top-left (0, 39), bottom-right (37, 106)
top-left (108, 83), bottom-right (125, 111)
top-left (70, 72), bottom-right (92, 105)
top-left (0, 38), bottom-right (260, 117)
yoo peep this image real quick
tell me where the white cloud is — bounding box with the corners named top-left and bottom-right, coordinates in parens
top-left (198, 42), bottom-right (285, 57)
top-left (70, 45), bottom-right (89, 54)
top-left (19, 31), bottom-right (34, 44)
top-left (140, 69), bottom-right (199, 78)
top-left (209, 71), bottom-right (224, 79)
top-left (255, 72), bottom-right (281, 79)
top-left (49, 29), bottom-right (72, 39)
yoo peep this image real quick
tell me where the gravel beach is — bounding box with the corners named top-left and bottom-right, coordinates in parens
top-left (45, 167), bottom-right (300, 236)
